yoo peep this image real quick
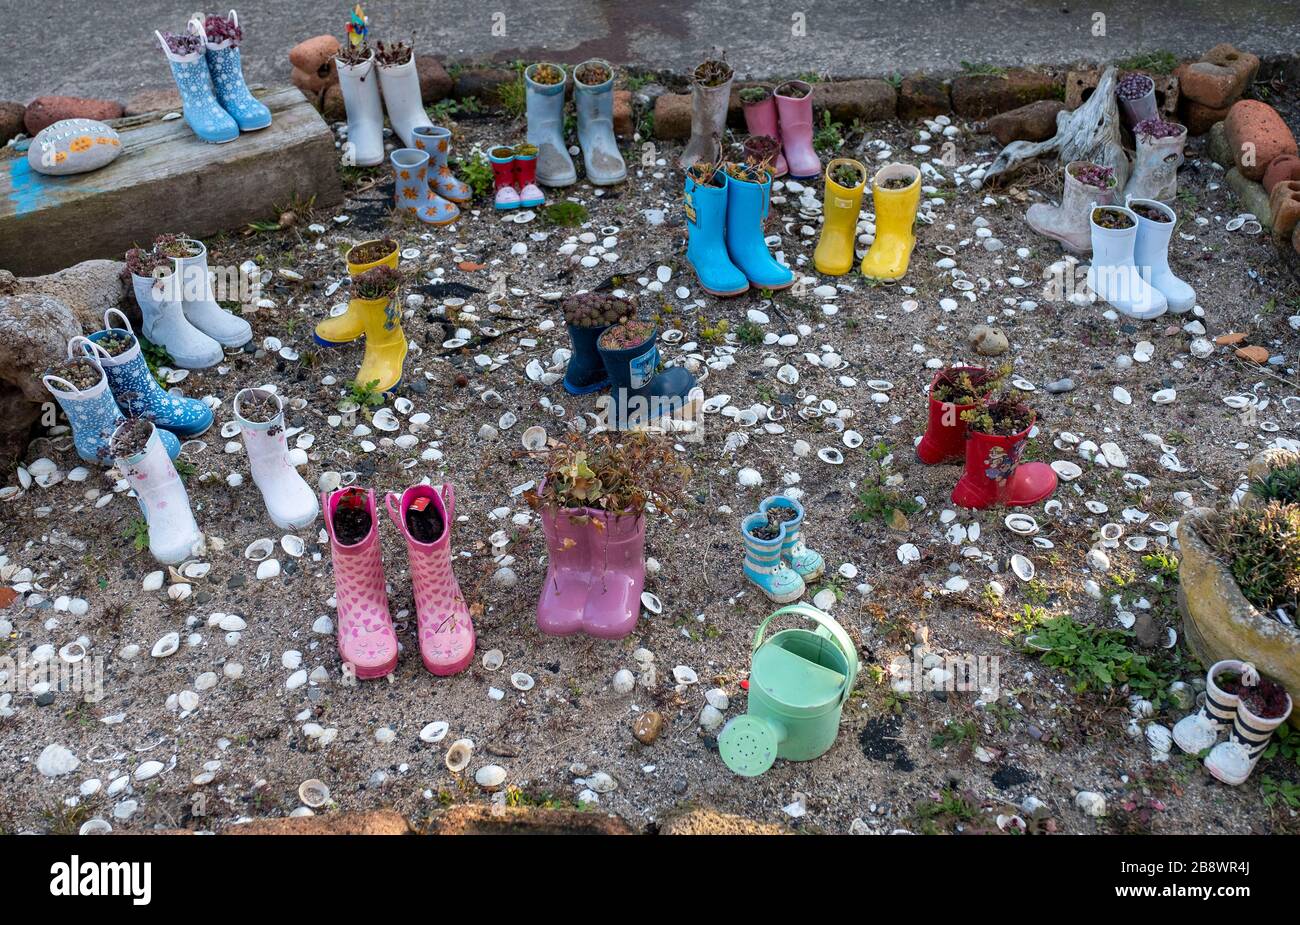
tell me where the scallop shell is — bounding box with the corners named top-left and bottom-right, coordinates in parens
top-left (521, 425), bottom-right (547, 451)
top-left (1010, 554), bottom-right (1035, 582)
top-left (482, 649), bottom-right (504, 671)
top-left (445, 738), bottom-right (474, 772)
top-left (672, 665), bottom-right (698, 685)
top-left (244, 538), bottom-right (274, 561)
top-left (298, 779), bottom-right (331, 808)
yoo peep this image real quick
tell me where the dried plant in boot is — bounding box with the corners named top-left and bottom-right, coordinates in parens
top-left (960, 390), bottom-right (1034, 436)
top-left (405, 495), bottom-right (446, 544)
top-left (1116, 72), bottom-right (1154, 101)
top-left (353, 264), bottom-right (402, 299)
top-left (686, 157), bottom-right (725, 188)
top-left (537, 431), bottom-right (690, 516)
top-left (348, 237), bottom-right (397, 265)
top-left (161, 31), bottom-right (204, 56)
top-left (1134, 118), bottom-right (1184, 140)
top-left (46, 358), bottom-right (102, 392)
top-left (598, 319), bottom-right (655, 350)
top-left (531, 63), bottom-right (564, 85)
top-left (774, 80), bottom-right (810, 98)
top-left (932, 363), bottom-right (1010, 405)
top-left (694, 59), bottom-right (733, 88)
top-left (1130, 202), bottom-right (1171, 222)
top-left (743, 135), bottom-right (781, 174)
top-left (1069, 161), bottom-right (1116, 190)
top-left (1092, 206), bottom-right (1133, 229)
top-left (1205, 502), bottom-right (1300, 623)
top-left (204, 12), bottom-right (243, 45)
top-left (723, 161), bottom-right (766, 184)
top-left (238, 390), bottom-right (281, 423)
top-left (1250, 462), bottom-right (1300, 506)
top-left (375, 40), bottom-right (413, 66)
top-left (574, 60), bottom-right (612, 85)
top-left (831, 161), bottom-right (865, 189)
top-left (739, 86), bottom-right (773, 104)
top-left (562, 291), bottom-right (633, 328)
top-left (124, 246), bottom-right (171, 279)
top-left (154, 233), bottom-right (199, 258)
top-left (109, 417), bottom-right (154, 459)
top-left (336, 42), bottom-right (372, 67)
top-left (331, 490), bottom-right (374, 545)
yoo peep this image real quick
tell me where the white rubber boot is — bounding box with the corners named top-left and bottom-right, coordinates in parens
top-left (132, 270), bottom-right (223, 369)
top-left (175, 238), bottom-right (253, 348)
top-left (1205, 672), bottom-right (1293, 786)
top-left (336, 49), bottom-right (384, 167)
top-left (377, 51), bottom-right (433, 147)
top-left (113, 420), bottom-right (201, 565)
top-left (1129, 198), bottom-right (1195, 313)
top-left (1173, 659), bottom-right (1244, 754)
top-left (234, 388), bottom-right (319, 530)
top-left (1085, 206), bottom-right (1167, 320)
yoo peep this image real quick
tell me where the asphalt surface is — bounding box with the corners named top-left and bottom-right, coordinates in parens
top-left (5, 0), bottom-right (1300, 103)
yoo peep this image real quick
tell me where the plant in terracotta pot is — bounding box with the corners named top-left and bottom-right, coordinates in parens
top-left (916, 363), bottom-right (1010, 464)
top-left (952, 390), bottom-right (1057, 509)
top-left (532, 432), bottom-right (689, 639)
top-left (560, 291), bottom-right (632, 395)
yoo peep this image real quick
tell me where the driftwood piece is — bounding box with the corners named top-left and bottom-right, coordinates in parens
top-left (984, 67), bottom-right (1130, 189)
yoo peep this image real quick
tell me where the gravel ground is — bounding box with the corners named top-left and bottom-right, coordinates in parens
top-left (2, 91), bottom-right (1299, 836)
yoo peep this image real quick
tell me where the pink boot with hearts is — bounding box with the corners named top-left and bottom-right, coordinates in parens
top-left (322, 487), bottom-right (398, 679)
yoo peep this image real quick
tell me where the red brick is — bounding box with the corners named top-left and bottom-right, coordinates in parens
top-left (1268, 180), bottom-right (1300, 244)
top-left (1263, 154), bottom-right (1300, 194)
top-left (415, 55), bottom-right (452, 104)
top-left (897, 75), bottom-right (950, 120)
top-left (1225, 99), bottom-right (1298, 181)
top-left (613, 89), bottom-right (633, 137)
top-left (23, 96), bottom-right (124, 136)
top-left (951, 68), bottom-right (1061, 119)
top-left (987, 99), bottom-right (1065, 145)
top-left (1175, 44), bottom-right (1258, 109)
top-left (1180, 98), bottom-right (1231, 136)
top-left (653, 92), bottom-right (692, 141)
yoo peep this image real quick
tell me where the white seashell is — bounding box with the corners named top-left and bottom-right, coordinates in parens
top-left (1010, 554), bottom-right (1035, 582)
top-left (672, 665), bottom-right (698, 685)
top-left (151, 632), bottom-right (180, 658)
top-left (256, 559), bottom-right (281, 580)
top-left (1075, 791), bottom-right (1107, 817)
top-left (1004, 513), bottom-right (1038, 535)
top-left (499, 411), bottom-right (518, 430)
top-left (475, 765), bottom-right (507, 790)
top-left (1100, 523), bottom-right (1123, 542)
top-left (1050, 460), bottom-right (1082, 481)
top-left (1124, 536), bottom-right (1148, 551)
top-left (813, 588), bottom-right (837, 610)
top-left (482, 649), bottom-right (504, 671)
top-left (244, 538), bottom-right (274, 561)
top-left (419, 721), bottom-right (449, 743)
top-left (281, 535), bottom-right (305, 558)
top-left (776, 364), bottom-right (799, 385)
top-left (299, 779), bottom-right (331, 807)
top-left (445, 739), bottom-right (473, 772)
top-left (612, 669), bottom-right (635, 694)
top-left (842, 430), bottom-right (863, 449)
top-left (142, 570), bottom-right (165, 591)
top-left (521, 425), bottom-right (547, 451)
top-left (1112, 386), bottom-right (1132, 405)
top-left (586, 771), bottom-right (617, 793)
top-left (1151, 388), bottom-right (1176, 404)
top-left (510, 672), bottom-right (534, 691)
top-left (168, 583), bottom-right (192, 602)
top-left (817, 447), bottom-right (844, 465)
top-left (897, 543), bottom-right (920, 564)
top-left (371, 408), bottom-right (399, 432)
top-left (641, 592), bottom-right (662, 614)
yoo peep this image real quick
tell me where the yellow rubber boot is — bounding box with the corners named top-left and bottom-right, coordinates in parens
top-left (355, 292), bottom-right (407, 394)
top-left (314, 239), bottom-right (398, 347)
top-left (813, 158), bottom-right (866, 276)
top-left (860, 164), bottom-right (922, 281)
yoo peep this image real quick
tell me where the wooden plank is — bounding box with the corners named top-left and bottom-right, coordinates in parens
top-left (0, 87), bottom-right (342, 275)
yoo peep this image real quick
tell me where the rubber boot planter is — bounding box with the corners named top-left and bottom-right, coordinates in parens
top-left (131, 260), bottom-right (223, 370)
top-left (860, 163), bottom-right (921, 281)
top-left (335, 46), bottom-right (384, 166)
top-left (1026, 161), bottom-right (1116, 255)
top-left (1129, 197), bottom-right (1195, 313)
top-left (741, 511), bottom-right (806, 604)
top-left (917, 366), bottom-right (991, 465)
top-left (315, 238), bottom-right (397, 347)
top-left (525, 62), bottom-right (576, 187)
top-left (411, 125), bottom-right (471, 204)
top-left (1205, 668), bottom-right (1293, 785)
top-left (725, 167), bottom-right (794, 290)
top-left (1116, 72), bottom-right (1158, 128)
top-left (761, 495), bottom-right (824, 582)
top-left (740, 87), bottom-right (788, 177)
top-left (351, 273), bottom-right (406, 394)
top-left (392, 148), bottom-right (459, 224)
top-left (194, 11), bottom-right (271, 132)
top-left (112, 419), bottom-right (201, 565)
top-left (512, 144), bottom-right (545, 207)
top-left (173, 237), bottom-right (253, 349)
top-left (1086, 205), bottom-right (1167, 320)
top-left (45, 341), bottom-right (181, 464)
top-left (680, 59), bottom-right (733, 170)
top-left (322, 486), bottom-right (399, 679)
top-left (574, 59), bottom-right (626, 185)
top-left (489, 146), bottom-right (521, 210)
top-left (155, 26), bottom-right (239, 144)
top-left (563, 323), bottom-right (610, 394)
top-left (774, 80), bottom-right (820, 180)
top-left (597, 321), bottom-right (697, 429)
top-left (951, 406), bottom-right (1057, 509)
top-left (83, 310), bottom-right (214, 438)
top-left (234, 387), bottom-right (319, 530)
top-left (385, 483), bottom-right (475, 675)
top-left (1174, 659), bottom-right (1251, 754)
top-left (684, 168), bottom-right (749, 297)
top-left (1125, 120), bottom-right (1186, 204)
top-left (718, 604), bottom-right (858, 777)
top-left (813, 158), bottom-right (866, 276)
top-left (376, 45), bottom-right (434, 147)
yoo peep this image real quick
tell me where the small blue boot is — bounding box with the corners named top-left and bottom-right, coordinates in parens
top-left (156, 27), bottom-right (239, 144)
top-left (684, 173), bottom-right (748, 297)
top-left (761, 495), bottom-right (825, 581)
top-left (563, 323), bottom-right (612, 395)
top-left (195, 12), bottom-right (272, 132)
top-left (725, 167), bottom-right (795, 290)
top-left (392, 148), bottom-right (460, 225)
top-left (741, 512), bottom-right (806, 604)
top-left (81, 310), bottom-right (213, 438)
top-left (45, 342), bottom-right (180, 464)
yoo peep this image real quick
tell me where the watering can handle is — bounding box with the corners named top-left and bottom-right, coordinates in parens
top-left (751, 603), bottom-right (860, 705)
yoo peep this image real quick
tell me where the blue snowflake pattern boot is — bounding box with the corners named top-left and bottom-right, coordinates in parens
top-left (156, 27), bottom-right (239, 144)
top-left (761, 495), bottom-right (825, 581)
top-left (725, 167), bottom-right (795, 290)
top-left (741, 512), bottom-right (806, 604)
top-left (44, 340), bottom-right (180, 464)
top-left (684, 172), bottom-right (749, 297)
top-left (81, 310), bottom-right (214, 438)
top-left (195, 12), bottom-right (271, 132)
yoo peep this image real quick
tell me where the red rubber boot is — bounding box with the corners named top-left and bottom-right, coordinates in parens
top-left (917, 366), bottom-right (988, 465)
top-left (952, 422), bottom-right (1058, 509)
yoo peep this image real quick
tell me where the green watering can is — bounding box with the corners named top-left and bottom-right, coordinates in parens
top-left (719, 603), bottom-right (859, 777)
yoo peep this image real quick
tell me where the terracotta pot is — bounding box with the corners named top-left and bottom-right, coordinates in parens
top-left (1176, 508), bottom-right (1300, 728)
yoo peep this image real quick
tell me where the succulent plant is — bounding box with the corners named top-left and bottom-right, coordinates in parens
top-left (1250, 461), bottom-right (1300, 506)
top-left (1206, 502), bottom-right (1300, 621)
top-left (1116, 72), bottom-right (1154, 101)
top-left (1134, 118), bottom-right (1185, 139)
top-left (562, 291), bottom-right (632, 329)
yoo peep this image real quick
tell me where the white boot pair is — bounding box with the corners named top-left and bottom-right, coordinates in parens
top-left (112, 420), bottom-right (201, 565)
top-left (233, 388), bottom-right (319, 529)
top-left (1086, 201), bottom-right (1195, 320)
top-left (133, 238), bottom-right (253, 368)
top-left (336, 45), bottom-right (433, 164)
top-left (1173, 660), bottom-right (1294, 785)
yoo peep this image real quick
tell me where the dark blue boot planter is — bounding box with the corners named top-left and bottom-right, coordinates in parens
top-left (597, 321), bottom-right (697, 429)
top-left (563, 323), bottom-right (612, 395)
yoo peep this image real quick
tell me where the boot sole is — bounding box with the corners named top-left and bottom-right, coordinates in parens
top-left (756, 584), bottom-right (806, 604)
top-left (349, 653), bottom-right (399, 680)
top-left (698, 282), bottom-right (750, 298)
top-left (312, 332), bottom-right (362, 348)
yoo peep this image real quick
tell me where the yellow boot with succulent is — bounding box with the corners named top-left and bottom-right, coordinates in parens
top-left (314, 238), bottom-right (398, 347)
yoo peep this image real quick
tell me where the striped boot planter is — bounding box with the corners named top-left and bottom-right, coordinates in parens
top-left (741, 512), bottom-right (805, 604)
top-left (760, 495), bottom-right (825, 582)
top-left (1172, 659), bottom-right (1245, 754)
top-left (1205, 673), bottom-right (1293, 786)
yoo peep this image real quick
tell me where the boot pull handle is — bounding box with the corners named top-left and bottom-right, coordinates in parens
top-left (383, 491), bottom-right (405, 531)
top-left (440, 482), bottom-right (455, 520)
top-left (42, 374), bottom-right (78, 394)
top-left (75, 336), bottom-right (115, 364)
top-left (102, 307), bottom-right (134, 336)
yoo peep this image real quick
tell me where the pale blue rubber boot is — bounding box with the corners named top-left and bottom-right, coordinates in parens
top-left (741, 512), bottom-right (806, 604)
top-left (81, 315), bottom-right (214, 439)
top-left (392, 148), bottom-right (459, 225)
top-left (725, 169), bottom-right (795, 290)
top-left (525, 63), bottom-right (576, 187)
top-left (761, 495), bottom-right (825, 581)
top-left (685, 173), bottom-right (748, 297)
top-left (574, 59), bottom-right (626, 186)
top-left (198, 13), bottom-right (272, 132)
top-left (156, 29), bottom-right (239, 144)
top-left (44, 344), bottom-right (180, 464)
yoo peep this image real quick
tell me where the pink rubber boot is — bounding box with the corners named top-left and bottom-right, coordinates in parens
top-left (580, 510), bottom-right (646, 639)
top-left (742, 95), bottom-right (789, 177)
top-left (385, 482), bottom-right (475, 676)
top-left (537, 501), bottom-right (591, 636)
top-left (322, 487), bottom-right (399, 679)
top-left (774, 80), bottom-right (821, 179)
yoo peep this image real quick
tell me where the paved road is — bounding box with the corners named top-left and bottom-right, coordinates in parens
top-left (6, 0), bottom-right (1300, 102)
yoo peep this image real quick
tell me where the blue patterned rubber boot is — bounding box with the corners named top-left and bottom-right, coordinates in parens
top-left (685, 173), bottom-right (749, 297)
top-left (196, 13), bottom-right (271, 131)
top-left (412, 126), bottom-right (471, 204)
top-left (44, 344), bottom-right (180, 463)
top-left (156, 28), bottom-right (239, 144)
top-left (762, 495), bottom-right (825, 581)
top-left (725, 167), bottom-right (795, 290)
top-left (392, 148), bottom-right (460, 225)
top-left (81, 311), bottom-right (214, 439)
top-left (741, 512), bottom-right (805, 604)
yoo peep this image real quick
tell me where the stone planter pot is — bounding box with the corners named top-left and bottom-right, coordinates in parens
top-left (1176, 507), bottom-right (1300, 728)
